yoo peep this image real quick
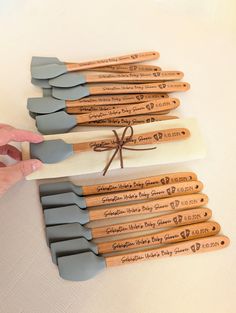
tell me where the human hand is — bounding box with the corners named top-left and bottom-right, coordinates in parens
top-left (0, 124), bottom-right (43, 197)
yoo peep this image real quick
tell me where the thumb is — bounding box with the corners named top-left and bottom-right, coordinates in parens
top-left (0, 160), bottom-right (42, 196)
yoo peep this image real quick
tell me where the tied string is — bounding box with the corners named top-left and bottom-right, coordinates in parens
top-left (93, 126), bottom-right (156, 176)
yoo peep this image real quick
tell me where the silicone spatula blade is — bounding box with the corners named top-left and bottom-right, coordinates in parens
top-left (35, 111), bottom-right (77, 134)
top-left (49, 73), bottom-right (87, 88)
top-left (30, 139), bottom-right (74, 163)
top-left (27, 97), bottom-right (66, 114)
top-left (44, 205), bottom-right (89, 226)
top-left (31, 56), bottom-right (63, 67)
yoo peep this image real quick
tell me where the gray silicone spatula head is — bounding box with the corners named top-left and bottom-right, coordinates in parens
top-left (39, 181), bottom-right (83, 196)
top-left (44, 205), bottom-right (89, 226)
top-left (51, 238), bottom-right (98, 264)
top-left (52, 85), bottom-right (90, 100)
top-left (31, 63), bottom-right (68, 79)
top-left (29, 110), bottom-right (66, 120)
top-left (27, 97), bottom-right (66, 114)
top-left (41, 192), bottom-right (87, 208)
top-left (46, 223), bottom-right (92, 244)
top-left (31, 56), bottom-right (63, 67)
top-left (49, 73), bottom-right (86, 88)
top-left (29, 111), bottom-right (38, 119)
top-left (35, 111), bottom-right (77, 134)
top-left (43, 88), bottom-right (52, 97)
top-left (30, 139), bottom-right (74, 163)
top-left (58, 251), bottom-right (106, 281)
top-left (31, 78), bottom-right (51, 88)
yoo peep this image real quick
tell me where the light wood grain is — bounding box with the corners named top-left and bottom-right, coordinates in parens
top-left (91, 208), bottom-right (212, 238)
top-left (97, 221), bottom-right (220, 253)
top-left (73, 127), bottom-right (190, 154)
top-left (86, 63), bottom-right (162, 73)
top-left (89, 82), bottom-right (190, 95)
top-left (89, 193), bottom-right (208, 221)
top-left (83, 171), bottom-right (197, 195)
top-left (75, 98), bottom-right (179, 123)
top-left (86, 180), bottom-right (203, 208)
top-left (66, 51), bottom-right (159, 72)
top-left (105, 235), bottom-right (230, 267)
top-left (80, 114), bottom-right (178, 126)
top-left (85, 71), bottom-right (184, 83)
top-left (66, 93), bottom-right (169, 107)
top-left (67, 105), bottom-right (171, 114)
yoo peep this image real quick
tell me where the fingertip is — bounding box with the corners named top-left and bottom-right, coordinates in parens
top-left (31, 159), bottom-right (43, 171)
top-left (29, 134), bottom-right (44, 143)
top-left (11, 129), bottom-right (44, 143)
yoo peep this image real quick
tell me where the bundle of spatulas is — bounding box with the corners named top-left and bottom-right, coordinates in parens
top-left (39, 171), bottom-right (229, 281)
top-left (28, 51), bottom-right (191, 134)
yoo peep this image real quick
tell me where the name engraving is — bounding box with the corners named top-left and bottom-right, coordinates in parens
top-left (103, 211), bottom-right (206, 236)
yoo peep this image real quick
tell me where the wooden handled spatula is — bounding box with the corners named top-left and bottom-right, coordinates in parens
top-left (44, 193), bottom-right (208, 226)
top-left (32, 70), bottom-right (178, 89)
top-left (52, 82), bottom-right (190, 100)
top-left (31, 56), bottom-right (162, 73)
top-left (31, 51), bottom-right (159, 79)
top-left (27, 94), bottom-right (169, 114)
top-left (86, 63), bottom-right (162, 73)
top-left (41, 180), bottom-right (203, 208)
top-left (46, 208), bottom-right (212, 244)
top-left (30, 127), bottom-right (190, 163)
top-left (39, 172), bottom-right (197, 196)
top-left (80, 114), bottom-right (178, 127)
top-left (49, 71), bottom-right (184, 88)
top-left (35, 98), bottom-right (179, 134)
top-left (57, 235), bottom-right (229, 281)
top-left (50, 221), bottom-right (220, 264)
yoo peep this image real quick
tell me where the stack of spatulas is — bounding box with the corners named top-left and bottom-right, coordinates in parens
top-left (28, 51), bottom-right (190, 134)
top-left (39, 171), bottom-right (229, 281)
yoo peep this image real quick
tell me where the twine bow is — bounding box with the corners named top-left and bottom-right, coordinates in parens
top-left (93, 126), bottom-right (156, 176)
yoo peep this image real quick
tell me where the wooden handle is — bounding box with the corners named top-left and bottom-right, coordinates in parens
top-left (80, 115), bottom-right (178, 127)
top-left (89, 82), bottom-right (190, 95)
top-left (85, 180), bottom-right (203, 208)
top-left (97, 221), bottom-right (220, 254)
top-left (85, 71), bottom-right (184, 83)
top-left (82, 172), bottom-right (197, 196)
top-left (73, 127), bottom-right (190, 152)
top-left (105, 235), bottom-right (230, 267)
top-left (91, 208), bottom-right (212, 239)
top-left (66, 51), bottom-right (159, 72)
top-left (86, 64), bottom-right (162, 73)
top-left (68, 107), bottom-right (171, 116)
top-left (67, 104), bottom-right (126, 114)
top-left (75, 98), bottom-right (179, 124)
top-left (89, 193), bottom-right (208, 221)
top-left (67, 104), bottom-right (171, 114)
top-left (66, 104), bottom-right (135, 114)
top-left (66, 93), bottom-right (168, 107)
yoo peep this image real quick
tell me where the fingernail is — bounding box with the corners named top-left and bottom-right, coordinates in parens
top-left (32, 160), bottom-right (43, 171)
